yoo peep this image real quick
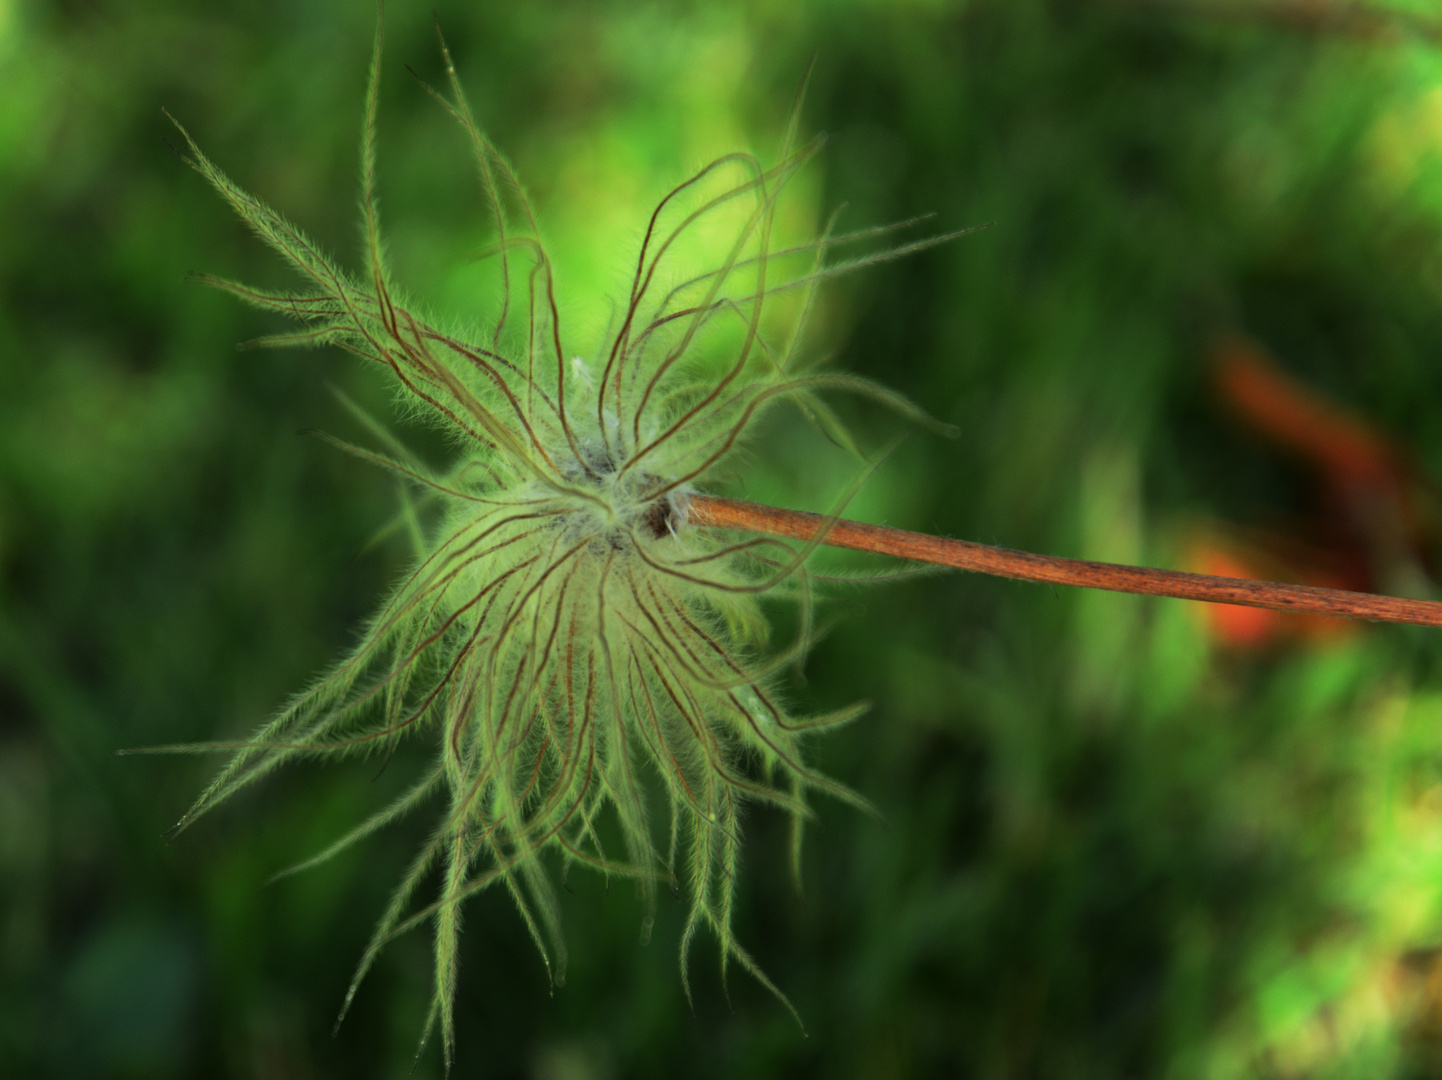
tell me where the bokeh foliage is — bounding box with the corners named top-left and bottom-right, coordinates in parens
top-left (10, 0), bottom-right (1442, 1076)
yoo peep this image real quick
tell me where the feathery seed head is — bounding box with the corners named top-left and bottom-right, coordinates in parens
top-left (159, 15), bottom-right (958, 1071)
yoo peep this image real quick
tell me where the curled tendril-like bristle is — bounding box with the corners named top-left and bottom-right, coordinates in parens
top-left (155, 13), bottom-right (957, 1073)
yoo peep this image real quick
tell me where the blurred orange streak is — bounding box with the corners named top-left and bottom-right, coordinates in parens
top-left (1193, 334), bottom-right (1433, 649)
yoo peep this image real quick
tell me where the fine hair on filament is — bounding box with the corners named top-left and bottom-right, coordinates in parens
top-left (150, 13), bottom-right (969, 1071)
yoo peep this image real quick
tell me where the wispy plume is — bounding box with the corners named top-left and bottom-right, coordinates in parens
top-left (150, 12), bottom-right (962, 1071)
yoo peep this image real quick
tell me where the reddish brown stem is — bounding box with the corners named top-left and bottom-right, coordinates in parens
top-left (686, 493), bottom-right (1442, 629)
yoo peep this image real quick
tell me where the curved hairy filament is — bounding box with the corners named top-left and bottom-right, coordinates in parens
top-left (155, 14), bottom-right (981, 1074)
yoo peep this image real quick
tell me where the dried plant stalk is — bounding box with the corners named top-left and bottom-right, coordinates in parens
top-left (689, 495), bottom-right (1442, 628)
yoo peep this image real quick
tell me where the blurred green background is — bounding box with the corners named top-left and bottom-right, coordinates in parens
top-left (14, 0), bottom-right (1442, 1076)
